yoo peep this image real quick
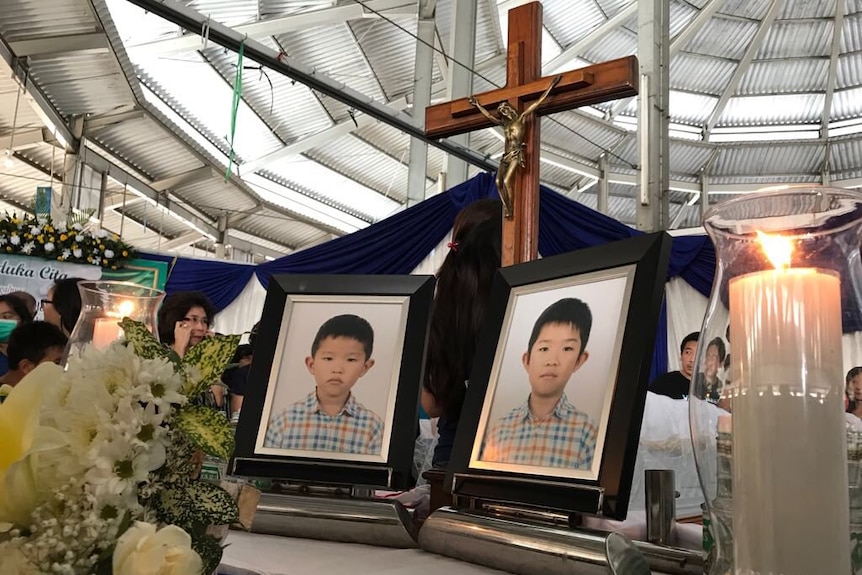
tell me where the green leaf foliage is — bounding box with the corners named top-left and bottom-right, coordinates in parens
top-left (120, 318), bottom-right (171, 362)
top-left (192, 533), bottom-right (225, 575)
top-left (182, 333), bottom-right (240, 398)
top-left (155, 479), bottom-right (239, 529)
top-left (174, 405), bottom-right (235, 461)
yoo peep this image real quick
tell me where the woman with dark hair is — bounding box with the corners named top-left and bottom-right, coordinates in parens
top-left (158, 291), bottom-right (221, 405)
top-left (0, 293), bottom-right (35, 376)
top-left (422, 198), bottom-right (502, 468)
top-left (43, 277), bottom-right (85, 336)
top-left (847, 366), bottom-right (862, 417)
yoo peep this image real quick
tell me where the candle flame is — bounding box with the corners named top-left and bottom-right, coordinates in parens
top-left (756, 230), bottom-right (792, 270)
top-left (118, 300), bottom-right (135, 317)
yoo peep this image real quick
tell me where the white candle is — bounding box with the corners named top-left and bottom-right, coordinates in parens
top-left (729, 266), bottom-right (849, 574)
top-left (92, 318), bottom-right (122, 350)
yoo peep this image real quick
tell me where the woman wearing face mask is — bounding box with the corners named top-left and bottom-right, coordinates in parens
top-left (157, 291), bottom-right (220, 406)
top-left (0, 294), bottom-right (35, 376)
top-left (42, 277), bottom-right (84, 336)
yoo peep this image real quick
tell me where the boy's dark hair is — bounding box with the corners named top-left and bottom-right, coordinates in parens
top-left (8, 291), bottom-right (36, 318)
top-left (7, 321), bottom-right (68, 369)
top-left (527, 298), bottom-right (592, 358)
top-left (681, 331), bottom-right (700, 353)
top-left (424, 199), bottom-right (502, 417)
top-left (51, 277), bottom-right (84, 334)
top-left (0, 294), bottom-right (33, 325)
top-left (311, 314), bottom-right (374, 359)
top-left (157, 291), bottom-right (216, 344)
top-left (847, 367), bottom-right (862, 385)
top-left (707, 336), bottom-right (726, 363)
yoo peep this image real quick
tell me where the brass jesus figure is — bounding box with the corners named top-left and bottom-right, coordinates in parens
top-left (468, 75), bottom-right (562, 218)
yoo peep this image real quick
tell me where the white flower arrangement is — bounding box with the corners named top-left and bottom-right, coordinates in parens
top-left (0, 320), bottom-right (241, 574)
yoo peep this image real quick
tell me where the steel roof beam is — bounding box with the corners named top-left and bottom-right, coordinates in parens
top-left (8, 33), bottom-right (109, 57)
top-left (703, 0), bottom-right (783, 140)
top-left (127, 0), bottom-right (418, 57)
top-left (821, 2), bottom-right (845, 139)
top-left (124, 0), bottom-right (495, 173)
top-left (0, 37), bottom-right (77, 151)
top-left (151, 166), bottom-right (215, 192)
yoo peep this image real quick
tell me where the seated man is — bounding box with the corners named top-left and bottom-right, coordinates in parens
top-left (481, 298), bottom-right (598, 469)
top-left (0, 321), bottom-right (68, 388)
top-left (651, 332), bottom-right (699, 400)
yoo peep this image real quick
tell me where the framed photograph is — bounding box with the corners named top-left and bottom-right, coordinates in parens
top-left (447, 232), bottom-right (672, 519)
top-left (233, 274), bottom-right (435, 489)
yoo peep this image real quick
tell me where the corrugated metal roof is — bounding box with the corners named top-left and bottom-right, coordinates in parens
top-left (843, 13), bottom-right (862, 53)
top-left (350, 16), bottom-right (423, 101)
top-left (202, 41), bottom-right (332, 143)
top-left (668, 0), bottom-right (699, 41)
top-left (237, 206), bottom-right (328, 248)
top-left (542, 0), bottom-right (606, 49)
top-left (670, 142), bottom-right (715, 174)
top-left (670, 91), bottom-right (718, 125)
top-left (719, 93), bottom-right (825, 126)
top-left (717, 0), bottom-right (771, 20)
top-left (683, 16), bottom-right (758, 60)
top-left (27, 52), bottom-right (132, 116)
top-left (0, 75), bottom-right (43, 132)
top-left (739, 59), bottom-right (829, 95)
top-left (779, 0), bottom-right (837, 19)
top-left (188, 0), bottom-right (259, 26)
top-left (306, 133), bottom-right (411, 203)
top-left (832, 86), bottom-right (862, 120)
top-left (91, 117), bottom-right (205, 181)
top-left (712, 142), bottom-right (825, 176)
top-left (830, 136), bottom-right (862, 172)
top-left (837, 53), bottom-right (862, 89)
top-left (542, 113), bottom-right (626, 160)
top-left (172, 176), bottom-right (260, 216)
top-left (0, 0), bottom-right (98, 40)
top-left (671, 53), bottom-right (736, 95)
top-left (755, 20), bottom-right (833, 59)
top-left (580, 28), bottom-right (637, 63)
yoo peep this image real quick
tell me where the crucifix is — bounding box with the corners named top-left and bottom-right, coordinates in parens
top-left (425, 1), bottom-right (638, 267)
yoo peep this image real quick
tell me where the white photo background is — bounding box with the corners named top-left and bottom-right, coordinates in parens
top-left (472, 266), bottom-right (635, 479)
top-left (256, 295), bottom-right (409, 463)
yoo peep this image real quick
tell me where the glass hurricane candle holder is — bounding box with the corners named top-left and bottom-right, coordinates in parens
top-left (64, 280), bottom-right (165, 362)
top-left (690, 187), bottom-right (862, 575)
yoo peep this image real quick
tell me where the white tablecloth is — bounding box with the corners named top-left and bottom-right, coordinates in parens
top-left (220, 531), bottom-right (507, 575)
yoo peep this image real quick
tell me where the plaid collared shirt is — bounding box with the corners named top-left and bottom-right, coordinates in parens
top-left (264, 390), bottom-right (384, 455)
top-left (481, 393), bottom-right (598, 469)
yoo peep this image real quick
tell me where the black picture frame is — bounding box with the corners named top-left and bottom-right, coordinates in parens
top-left (446, 232), bottom-right (672, 519)
top-left (232, 274), bottom-right (435, 490)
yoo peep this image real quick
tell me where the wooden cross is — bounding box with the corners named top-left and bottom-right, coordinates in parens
top-left (425, 1), bottom-right (638, 267)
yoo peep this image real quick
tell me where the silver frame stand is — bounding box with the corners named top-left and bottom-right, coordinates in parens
top-left (249, 487), bottom-right (418, 548)
top-left (419, 506), bottom-right (704, 575)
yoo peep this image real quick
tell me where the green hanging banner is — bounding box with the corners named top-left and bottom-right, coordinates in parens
top-left (101, 258), bottom-right (169, 292)
top-left (225, 41), bottom-right (245, 182)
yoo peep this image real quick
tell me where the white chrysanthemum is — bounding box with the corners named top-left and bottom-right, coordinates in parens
top-left (104, 249), bottom-right (115, 259)
top-left (97, 228), bottom-right (108, 238)
top-left (0, 236), bottom-right (6, 245)
top-left (61, 248), bottom-right (71, 260)
top-left (21, 241), bottom-right (34, 254)
top-left (44, 242), bottom-right (54, 253)
top-left (29, 225), bottom-right (39, 235)
top-left (72, 248), bottom-right (82, 258)
top-left (10, 234), bottom-right (20, 245)
top-left (85, 435), bottom-right (162, 504)
top-left (75, 234), bottom-right (84, 243)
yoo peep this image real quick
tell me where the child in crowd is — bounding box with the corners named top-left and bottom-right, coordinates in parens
top-left (264, 314), bottom-right (383, 455)
top-left (0, 321), bottom-right (68, 392)
top-left (481, 298), bottom-right (598, 469)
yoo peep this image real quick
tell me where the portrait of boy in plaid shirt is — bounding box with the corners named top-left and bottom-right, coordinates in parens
top-left (264, 314), bottom-right (384, 455)
top-left (481, 298), bottom-right (598, 469)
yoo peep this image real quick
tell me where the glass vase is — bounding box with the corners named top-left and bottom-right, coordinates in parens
top-left (690, 187), bottom-right (862, 575)
top-left (64, 280), bottom-right (165, 362)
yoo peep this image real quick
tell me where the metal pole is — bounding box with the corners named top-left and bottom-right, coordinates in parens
top-left (406, 0), bottom-right (437, 206)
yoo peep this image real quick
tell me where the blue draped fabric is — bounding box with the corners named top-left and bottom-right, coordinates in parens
top-left (140, 172), bottom-right (722, 377)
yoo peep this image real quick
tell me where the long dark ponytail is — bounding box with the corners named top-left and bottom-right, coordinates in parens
top-left (424, 199), bottom-right (502, 417)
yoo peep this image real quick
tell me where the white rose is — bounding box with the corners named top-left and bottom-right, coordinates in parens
top-left (44, 242), bottom-right (54, 252)
top-left (75, 234), bottom-right (84, 243)
top-left (113, 522), bottom-right (202, 575)
top-left (104, 249), bottom-right (115, 259)
top-left (9, 235), bottom-right (19, 245)
top-left (73, 248), bottom-right (82, 258)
